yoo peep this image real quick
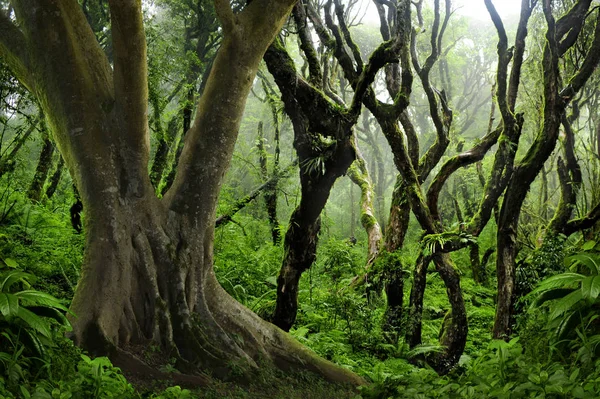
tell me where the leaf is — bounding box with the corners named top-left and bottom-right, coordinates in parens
top-left (265, 276), bottom-right (278, 287)
top-left (15, 291), bottom-right (69, 312)
top-left (534, 288), bottom-right (574, 306)
top-left (582, 241), bottom-right (596, 251)
top-left (0, 271), bottom-right (33, 292)
top-left (16, 307), bottom-right (52, 338)
top-left (2, 258), bottom-right (19, 268)
top-left (0, 292), bottom-right (19, 318)
top-left (581, 276), bottom-right (600, 300)
top-left (529, 273), bottom-right (585, 297)
top-left (549, 289), bottom-right (583, 321)
top-left (567, 253), bottom-right (600, 275)
top-left (25, 306), bottom-right (70, 329)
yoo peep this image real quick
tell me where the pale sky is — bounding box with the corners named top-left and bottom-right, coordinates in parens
top-left (363, 0), bottom-right (523, 25)
top-left (454, 0), bottom-right (523, 21)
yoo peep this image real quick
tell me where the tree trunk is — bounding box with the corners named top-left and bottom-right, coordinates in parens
top-left (347, 139), bottom-right (382, 268)
top-left (45, 155), bottom-right (65, 199)
top-left (28, 132), bottom-right (55, 202)
top-left (257, 121), bottom-right (280, 245)
top-left (381, 176), bottom-right (410, 341)
top-left (272, 139), bottom-right (355, 331)
top-left (493, 0), bottom-right (600, 339)
top-left (1, 0), bottom-right (363, 384)
top-left (406, 253), bottom-right (428, 348)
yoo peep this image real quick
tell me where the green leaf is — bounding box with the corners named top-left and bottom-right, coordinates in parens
top-left (534, 288), bottom-right (574, 306)
top-left (529, 273), bottom-right (585, 297)
top-left (0, 271), bottom-right (33, 292)
top-left (582, 241), bottom-right (596, 251)
top-left (16, 307), bottom-right (52, 338)
top-left (2, 258), bottom-right (19, 268)
top-left (15, 291), bottom-right (69, 312)
top-left (581, 276), bottom-right (600, 300)
top-left (567, 253), bottom-right (600, 275)
top-left (0, 292), bottom-right (19, 318)
top-left (549, 289), bottom-right (583, 321)
top-left (26, 306), bottom-right (71, 330)
top-left (265, 276), bottom-right (278, 287)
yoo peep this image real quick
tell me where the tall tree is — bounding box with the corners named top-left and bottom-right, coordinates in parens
top-left (0, 0), bottom-right (361, 383)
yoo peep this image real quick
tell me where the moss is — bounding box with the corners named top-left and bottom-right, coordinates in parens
top-left (360, 212), bottom-right (377, 230)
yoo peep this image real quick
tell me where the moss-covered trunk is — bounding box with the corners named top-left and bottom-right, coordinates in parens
top-left (1, 0), bottom-right (364, 385)
top-left (272, 139), bottom-right (355, 331)
top-left (28, 131), bottom-right (55, 202)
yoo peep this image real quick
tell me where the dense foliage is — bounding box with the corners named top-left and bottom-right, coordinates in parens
top-left (1, 0), bottom-right (600, 397)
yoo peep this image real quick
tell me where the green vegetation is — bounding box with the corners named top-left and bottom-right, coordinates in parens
top-left (1, 0), bottom-right (600, 397)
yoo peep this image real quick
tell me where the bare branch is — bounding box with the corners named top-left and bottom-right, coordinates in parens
top-left (293, 3), bottom-right (322, 87)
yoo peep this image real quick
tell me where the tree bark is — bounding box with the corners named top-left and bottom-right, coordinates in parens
top-left (45, 154), bottom-right (65, 199)
top-left (493, 0), bottom-right (600, 339)
top-left (257, 121), bottom-right (281, 245)
top-left (0, 0), bottom-right (363, 384)
top-left (28, 127), bottom-right (55, 202)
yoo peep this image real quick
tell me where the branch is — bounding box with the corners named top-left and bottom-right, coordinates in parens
top-left (167, 0), bottom-right (296, 224)
top-left (0, 10), bottom-right (32, 90)
top-left (215, 161), bottom-right (297, 227)
top-left (507, 0), bottom-right (535, 112)
top-left (560, 8), bottom-right (600, 103)
top-left (334, 0), bottom-right (364, 71)
top-left (264, 38), bottom-right (350, 140)
top-left (214, 0), bottom-right (236, 34)
top-left (293, 3), bottom-right (322, 87)
top-left (427, 125), bottom-right (502, 222)
top-left (108, 0), bottom-right (149, 153)
top-left (564, 201), bottom-right (600, 235)
top-left (556, 0), bottom-right (592, 55)
top-left (485, 0), bottom-right (513, 124)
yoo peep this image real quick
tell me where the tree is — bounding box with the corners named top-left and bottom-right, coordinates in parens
top-left (0, 0), bottom-right (361, 383)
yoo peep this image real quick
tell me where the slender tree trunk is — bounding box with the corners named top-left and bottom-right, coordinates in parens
top-left (28, 132), bottom-right (55, 201)
top-left (257, 121), bottom-right (280, 245)
top-left (45, 155), bottom-right (64, 199)
top-left (381, 176), bottom-right (410, 341)
top-left (406, 253), bottom-right (428, 348)
top-left (348, 139), bottom-right (382, 267)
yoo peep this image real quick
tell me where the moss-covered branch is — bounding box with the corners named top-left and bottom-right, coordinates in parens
top-left (348, 140), bottom-right (383, 266)
top-left (0, 9), bottom-right (32, 90)
top-left (215, 161), bottom-right (297, 228)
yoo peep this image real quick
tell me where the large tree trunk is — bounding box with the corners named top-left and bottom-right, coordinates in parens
top-left (272, 139), bottom-right (355, 331)
top-left (1, 0), bottom-right (362, 385)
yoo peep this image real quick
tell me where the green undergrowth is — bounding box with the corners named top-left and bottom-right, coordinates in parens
top-left (2, 180), bottom-right (600, 398)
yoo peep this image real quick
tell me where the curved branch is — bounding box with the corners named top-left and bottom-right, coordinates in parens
top-left (0, 10), bottom-right (32, 90)
top-left (293, 3), bottom-right (322, 87)
top-left (560, 8), bottom-right (600, 102)
top-left (427, 125), bottom-right (502, 221)
top-left (507, 0), bottom-right (535, 112)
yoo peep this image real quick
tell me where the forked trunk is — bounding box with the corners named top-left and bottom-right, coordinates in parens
top-left (1, 0), bottom-right (363, 385)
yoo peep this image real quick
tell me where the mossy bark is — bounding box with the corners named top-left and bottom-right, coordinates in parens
top-left (28, 130), bottom-right (55, 202)
top-left (0, 0), bottom-right (363, 385)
